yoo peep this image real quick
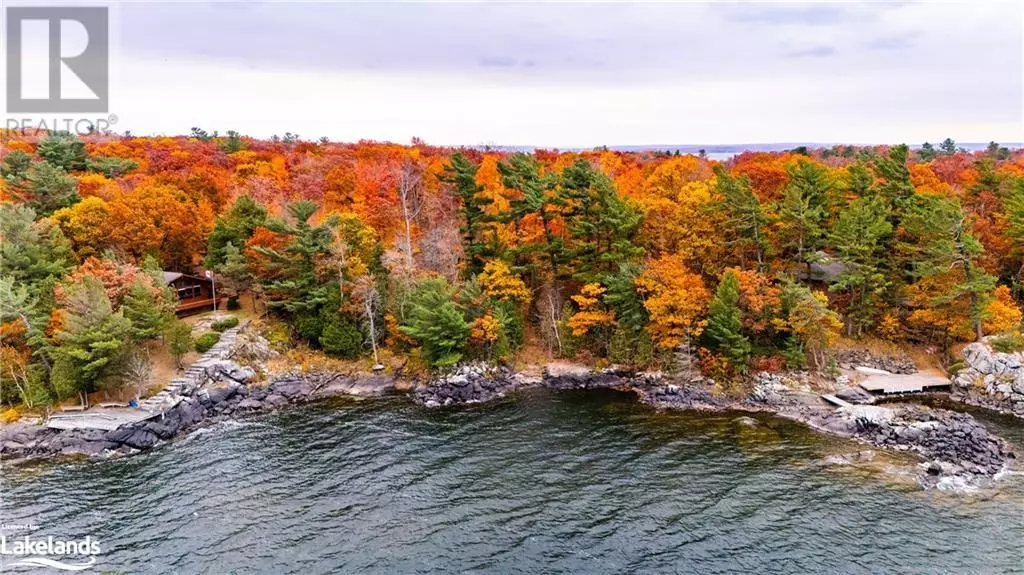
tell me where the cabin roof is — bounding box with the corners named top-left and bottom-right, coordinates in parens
top-left (162, 271), bottom-right (211, 285)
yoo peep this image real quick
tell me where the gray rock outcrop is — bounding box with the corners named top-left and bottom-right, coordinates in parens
top-left (951, 342), bottom-right (1024, 416)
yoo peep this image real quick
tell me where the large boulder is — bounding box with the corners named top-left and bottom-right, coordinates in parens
top-left (105, 426), bottom-right (160, 450)
top-left (415, 362), bottom-right (518, 407)
top-left (204, 360), bottom-right (256, 384)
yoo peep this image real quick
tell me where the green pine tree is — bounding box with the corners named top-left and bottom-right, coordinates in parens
top-left (713, 165), bottom-right (768, 269)
top-left (903, 196), bottom-right (997, 341)
top-left (828, 196), bottom-right (893, 336)
top-left (253, 200), bottom-right (338, 317)
top-left (52, 277), bottom-right (132, 399)
top-left (441, 153), bottom-right (494, 277)
top-left (37, 132), bottom-right (88, 172)
top-left (559, 159), bottom-right (644, 282)
top-left (122, 280), bottom-right (176, 341)
top-left (779, 159), bottom-right (830, 269)
top-left (703, 270), bottom-right (751, 370)
top-left (204, 195), bottom-right (268, 268)
top-left (398, 278), bottom-right (471, 368)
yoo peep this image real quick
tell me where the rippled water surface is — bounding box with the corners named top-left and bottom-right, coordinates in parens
top-left (3, 389), bottom-right (1024, 574)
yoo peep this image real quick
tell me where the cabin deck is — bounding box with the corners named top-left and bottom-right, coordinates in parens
top-left (176, 297), bottom-right (228, 313)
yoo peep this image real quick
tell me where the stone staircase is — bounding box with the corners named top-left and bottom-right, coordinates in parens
top-left (137, 320), bottom-right (249, 414)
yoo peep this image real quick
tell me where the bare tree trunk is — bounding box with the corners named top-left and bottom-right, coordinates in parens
top-left (366, 292), bottom-right (379, 365)
top-left (547, 291), bottom-right (562, 356)
top-left (397, 160), bottom-right (424, 275)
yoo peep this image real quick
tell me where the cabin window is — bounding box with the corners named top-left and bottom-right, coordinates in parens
top-left (177, 285), bottom-right (202, 299)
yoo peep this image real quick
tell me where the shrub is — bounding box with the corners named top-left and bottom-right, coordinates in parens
top-left (211, 316), bottom-right (240, 332)
top-left (194, 332), bottom-right (220, 353)
top-left (750, 355), bottom-right (785, 372)
top-left (990, 333), bottom-right (1024, 353)
top-left (947, 360), bottom-right (966, 377)
top-left (1, 408), bottom-right (21, 424)
top-left (320, 314), bottom-right (363, 359)
top-left (260, 321), bottom-right (291, 351)
top-left (227, 298), bottom-right (241, 311)
top-left (608, 325), bottom-right (653, 367)
top-left (294, 313), bottom-right (324, 345)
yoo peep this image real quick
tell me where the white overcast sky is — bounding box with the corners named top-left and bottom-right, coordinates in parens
top-left (8, 0), bottom-right (1024, 146)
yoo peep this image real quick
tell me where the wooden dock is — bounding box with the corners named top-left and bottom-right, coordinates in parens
top-left (857, 373), bottom-right (951, 395)
top-left (46, 408), bottom-right (159, 431)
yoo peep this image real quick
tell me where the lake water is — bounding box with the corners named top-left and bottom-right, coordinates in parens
top-left (3, 389), bottom-right (1023, 574)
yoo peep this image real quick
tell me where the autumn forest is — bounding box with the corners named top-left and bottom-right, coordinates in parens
top-left (2, 130), bottom-right (1023, 409)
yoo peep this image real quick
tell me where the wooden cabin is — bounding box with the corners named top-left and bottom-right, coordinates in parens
top-left (163, 272), bottom-right (225, 315)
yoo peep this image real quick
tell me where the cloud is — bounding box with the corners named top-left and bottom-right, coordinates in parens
top-left (102, 1), bottom-right (1022, 145)
top-left (864, 35), bottom-right (916, 51)
top-left (784, 46), bottom-right (838, 58)
top-left (478, 56), bottom-right (519, 68)
top-left (720, 4), bottom-right (854, 25)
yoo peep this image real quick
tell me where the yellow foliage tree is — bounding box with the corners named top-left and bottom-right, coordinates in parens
top-left (787, 289), bottom-right (843, 370)
top-left (568, 283), bottom-right (616, 337)
top-left (635, 255), bottom-right (710, 349)
top-left (51, 196), bottom-right (112, 259)
top-left (984, 285), bottom-right (1022, 334)
top-left (478, 260), bottom-right (531, 305)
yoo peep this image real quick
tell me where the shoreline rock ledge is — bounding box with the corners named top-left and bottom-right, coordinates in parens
top-left (952, 341), bottom-right (1024, 417)
top-left (412, 363), bottom-right (520, 407)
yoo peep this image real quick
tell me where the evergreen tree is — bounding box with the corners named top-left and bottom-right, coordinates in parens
top-left (37, 132), bottom-right (88, 172)
top-left (0, 150), bottom-right (32, 182)
top-left (165, 320), bottom-right (192, 369)
top-left (939, 138), bottom-right (958, 155)
top-left (499, 154), bottom-right (563, 279)
top-left (441, 153), bottom-right (493, 277)
top-left (1007, 178), bottom-right (1024, 282)
top-left (398, 277), bottom-right (471, 368)
top-left (52, 277), bottom-right (132, 399)
top-left (121, 280), bottom-right (175, 341)
top-left (0, 204), bottom-right (74, 296)
top-left (779, 160), bottom-right (830, 268)
top-left (903, 196), bottom-right (996, 341)
top-left (703, 270), bottom-right (751, 370)
top-left (86, 155), bottom-right (138, 178)
top-left (215, 242), bottom-right (254, 306)
top-left (828, 197), bottom-right (893, 336)
top-left (253, 200), bottom-right (338, 316)
top-left (918, 142), bottom-right (937, 161)
top-left (204, 195), bottom-right (268, 268)
top-left (319, 314), bottom-right (363, 359)
top-left (559, 159), bottom-right (644, 282)
top-left (872, 144), bottom-right (915, 207)
top-left (713, 165), bottom-right (768, 269)
top-left (21, 162), bottom-right (79, 216)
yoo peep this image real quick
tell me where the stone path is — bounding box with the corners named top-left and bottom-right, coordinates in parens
top-left (46, 321), bottom-right (249, 431)
top-left (135, 321), bottom-right (249, 413)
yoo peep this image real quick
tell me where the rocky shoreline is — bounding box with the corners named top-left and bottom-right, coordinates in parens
top-left (0, 355), bottom-right (1017, 491)
top-left (409, 364), bottom-right (1015, 489)
top-left (951, 341), bottom-right (1024, 418)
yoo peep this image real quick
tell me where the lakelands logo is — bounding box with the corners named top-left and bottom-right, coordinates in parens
top-left (0, 534), bottom-right (102, 571)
